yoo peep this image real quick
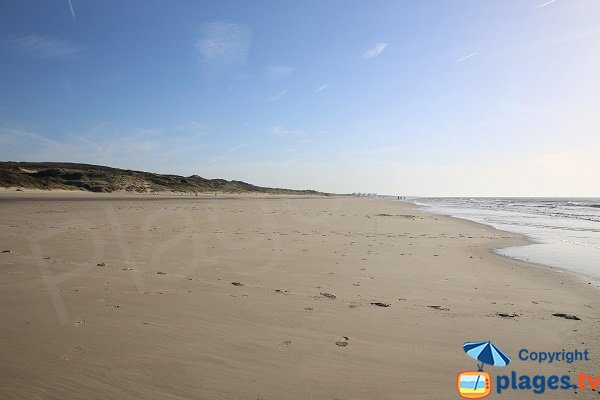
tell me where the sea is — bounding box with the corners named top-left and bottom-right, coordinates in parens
top-left (412, 198), bottom-right (600, 279)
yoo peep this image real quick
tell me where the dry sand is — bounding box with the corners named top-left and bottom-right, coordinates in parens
top-left (1, 195), bottom-right (599, 399)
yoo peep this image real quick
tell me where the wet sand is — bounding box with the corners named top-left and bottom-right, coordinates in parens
top-left (1, 195), bottom-right (599, 399)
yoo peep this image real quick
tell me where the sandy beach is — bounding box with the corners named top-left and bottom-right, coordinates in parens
top-left (1, 194), bottom-right (599, 399)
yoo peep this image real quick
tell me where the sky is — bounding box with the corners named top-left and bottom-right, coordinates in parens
top-left (1, 0), bottom-right (600, 196)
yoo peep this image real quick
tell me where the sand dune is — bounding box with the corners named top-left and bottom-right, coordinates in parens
top-left (0, 162), bottom-right (325, 195)
top-left (1, 195), bottom-right (598, 399)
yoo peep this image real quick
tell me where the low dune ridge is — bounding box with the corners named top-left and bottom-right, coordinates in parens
top-left (0, 162), bottom-right (326, 195)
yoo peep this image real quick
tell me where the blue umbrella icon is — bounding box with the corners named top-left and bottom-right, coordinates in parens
top-left (463, 341), bottom-right (511, 371)
top-left (463, 340), bottom-right (510, 387)
top-left (463, 341), bottom-right (510, 392)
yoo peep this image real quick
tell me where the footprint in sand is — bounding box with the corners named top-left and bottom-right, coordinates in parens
top-left (60, 345), bottom-right (84, 361)
top-left (428, 305), bottom-right (449, 311)
top-left (496, 312), bottom-right (519, 319)
top-left (335, 336), bottom-right (350, 347)
top-left (371, 302), bottom-right (390, 307)
top-left (552, 313), bottom-right (581, 320)
top-left (73, 317), bottom-right (86, 327)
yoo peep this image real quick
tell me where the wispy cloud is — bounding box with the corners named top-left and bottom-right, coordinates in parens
top-left (0, 124), bottom-right (207, 167)
top-left (266, 64), bottom-right (293, 80)
top-left (362, 42), bottom-right (388, 58)
top-left (267, 89), bottom-right (288, 102)
top-left (197, 143), bottom-right (248, 167)
top-left (269, 126), bottom-right (304, 137)
top-left (536, 0), bottom-right (557, 8)
top-left (67, 0), bottom-right (76, 20)
top-left (455, 52), bottom-right (477, 63)
top-left (226, 143), bottom-right (248, 153)
top-left (175, 119), bottom-right (207, 136)
top-left (495, 26), bottom-right (600, 57)
top-left (336, 146), bottom-right (404, 158)
top-left (195, 21), bottom-right (252, 72)
top-left (0, 127), bottom-right (58, 149)
top-left (62, 78), bottom-right (74, 98)
top-left (3, 35), bottom-right (87, 59)
top-left (315, 83), bottom-right (331, 93)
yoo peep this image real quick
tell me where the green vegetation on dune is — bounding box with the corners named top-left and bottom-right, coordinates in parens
top-left (0, 162), bottom-right (325, 195)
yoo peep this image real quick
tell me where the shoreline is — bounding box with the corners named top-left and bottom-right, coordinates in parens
top-left (411, 199), bottom-right (600, 288)
top-left (1, 195), bottom-right (599, 399)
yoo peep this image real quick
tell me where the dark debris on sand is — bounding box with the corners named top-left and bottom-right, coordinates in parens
top-left (496, 312), bottom-right (519, 318)
top-left (552, 313), bottom-right (581, 320)
top-left (370, 302), bottom-right (390, 307)
top-left (428, 305), bottom-right (449, 311)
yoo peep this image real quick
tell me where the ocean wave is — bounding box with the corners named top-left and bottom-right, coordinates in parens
top-left (416, 198), bottom-right (600, 277)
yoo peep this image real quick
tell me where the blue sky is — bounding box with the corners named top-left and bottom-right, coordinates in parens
top-left (1, 0), bottom-right (599, 196)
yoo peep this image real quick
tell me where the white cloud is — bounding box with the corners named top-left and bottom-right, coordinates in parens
top-left (455, 52), bottom-right (477, 62)
top-left (536, 0), bottom-right (557, 8)
top-left (67, 0), bottom-right (76, 20)
top-left (266, 65), bottom-right (293, 80)
top-left (267, 89), bottom-right (288, 102)
top-left (269, 126), bottom-right (304, 137)
top-left (195, 21), bottom-right (252, 71)
top-left (3, 35), bottom-right (87, 59)
top-left (315, 83), bottom-right (331, 93)
top-left (269, 126), bottom-right (288, 136)
top-left (362, 42), bottom-right (388, 58)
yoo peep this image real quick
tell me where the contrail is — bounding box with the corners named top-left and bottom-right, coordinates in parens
top-left (455, 52), bottom-right (477, 63)
top-left (536, 0), bottom-right (557, 8)
top-left (67, 0), bottom-right (76, 20)
top-left (316, 83), bottom-right (331, 93)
